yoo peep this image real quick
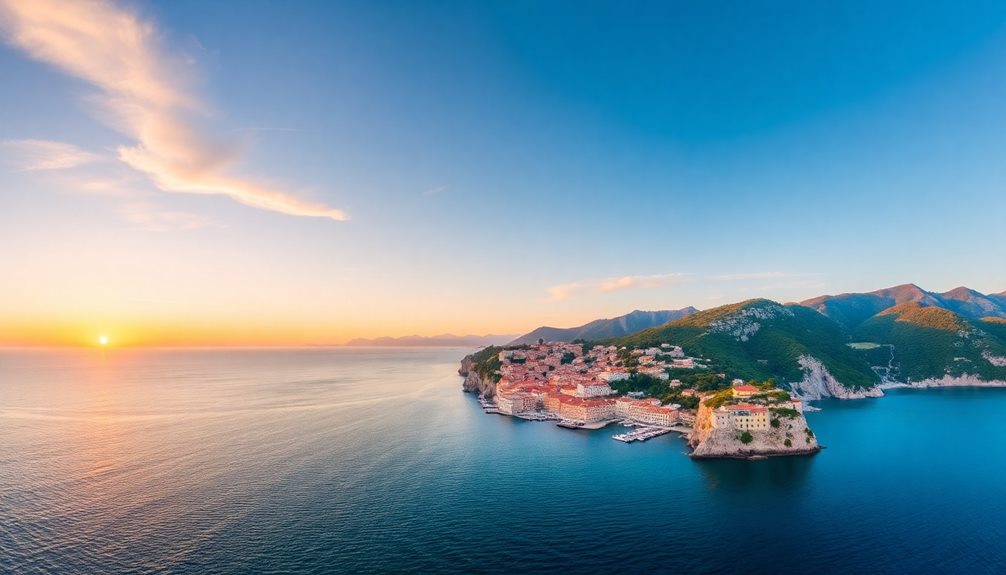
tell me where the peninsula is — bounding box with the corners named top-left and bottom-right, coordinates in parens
top-left (459, 340), bottom-right (817, 458)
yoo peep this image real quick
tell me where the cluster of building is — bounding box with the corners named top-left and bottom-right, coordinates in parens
top-left (709, 382), bottom-right (803, 431)
top-left (487, 340), bottom-right (813, 443)
top-left (493, 342), bottom-right (689, 426)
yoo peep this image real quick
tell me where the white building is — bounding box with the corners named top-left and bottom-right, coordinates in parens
top-left (597, 371), bottom-right (630, 383)
top-left (576, 381), bottom-right (613, 398)
top-left (639, 366), bottom-right (670, 380)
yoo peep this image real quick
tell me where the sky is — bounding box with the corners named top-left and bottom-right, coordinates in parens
top-left (1, 0), bottom-right (1005, 346)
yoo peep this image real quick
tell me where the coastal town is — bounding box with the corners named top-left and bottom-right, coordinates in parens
top-left (462, 340), bottom-right (817, 457)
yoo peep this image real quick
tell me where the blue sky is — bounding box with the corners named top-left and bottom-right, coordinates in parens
top-left (1, 0), bottom-right (1005, 344)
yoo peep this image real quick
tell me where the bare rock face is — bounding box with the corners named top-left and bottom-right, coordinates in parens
top-left (458, 355), bottom-right (474, 377)
top-left (459, 354), bottom-right (497, 398)
top-left (983, 352), bottom-right (1006, 368)
top-left (707, 303), bottom-right (794, 342)
top-left (688, 402), bottom-right (819, 459)
top-left (791, 355), bottom-right (883, 400)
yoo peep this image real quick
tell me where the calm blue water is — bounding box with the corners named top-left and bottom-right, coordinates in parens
top-left (2, 348), bottom-right (1005, 574)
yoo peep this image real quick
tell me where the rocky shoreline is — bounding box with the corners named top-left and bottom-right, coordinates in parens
top-left (880, 374), bottom-right (1006, 390)
top-left (790, 357), bottom-right (1006, 401)
top-left (790, 355), bottom-right (884, 400)
top-left (689, 448), bottom-right (821, 460)
top-left (687, 401), bottom-right (821, 459)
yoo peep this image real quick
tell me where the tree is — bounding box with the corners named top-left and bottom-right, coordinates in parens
top-left (740, 431), bottom-right (753, 444)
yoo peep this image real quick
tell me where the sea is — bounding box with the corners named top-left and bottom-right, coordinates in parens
top-left (2, 347), bottom-right (1005, 574)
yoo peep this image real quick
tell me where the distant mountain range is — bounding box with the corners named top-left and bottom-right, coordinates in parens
top-left (346, 334), bottom-right (516, 347)
top-left (611, 284), bottom-right (1006, 397)
top-left (800, 284), bottom-right (1006, 331)
top-left (509, 308), bottom-right (698, 345)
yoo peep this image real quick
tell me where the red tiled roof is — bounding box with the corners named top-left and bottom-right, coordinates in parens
top-left (727, 403), bottom-right (768, 413)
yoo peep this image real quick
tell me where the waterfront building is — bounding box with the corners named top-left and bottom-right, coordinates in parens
top-left (633, 405), bottom-right (678, 427)
top-left (497, 395), bottom-right (516, 415)
top-left (559, 397), bottom-right (614, 422)
top-left (543, 393), bottom-right (562, 414)
top-left (614, 397), bottom-right (641, 418)
top-left (511, 393), bottom-right (537, 413)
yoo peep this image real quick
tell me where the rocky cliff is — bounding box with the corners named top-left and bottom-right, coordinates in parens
top-left (688, 402), bottom-right (820, 459)
top-left (790, 355), bottom-right (884, 400)
top-left (459, 354), bottom-right (497, 398)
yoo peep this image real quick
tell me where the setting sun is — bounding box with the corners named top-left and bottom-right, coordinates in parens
top-left (99, 335), bottom-right (108, 346)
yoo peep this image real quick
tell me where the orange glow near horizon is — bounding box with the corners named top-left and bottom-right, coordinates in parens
top-left (0, 318), bottom-right (522, 348)
top-left (0, 288), bottom-right (647, 348)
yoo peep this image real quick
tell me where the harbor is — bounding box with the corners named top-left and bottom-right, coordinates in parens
top-left (516, 412), bottom-right (560, 421)
top-left (612, 423), bottom-right (692, 443)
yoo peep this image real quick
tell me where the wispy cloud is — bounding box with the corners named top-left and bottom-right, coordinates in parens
top-left (547, 273), bottom-right (687, 301)
top-left (423, 185), bottom-right (447, 197)
top-left (0, 0), bottom-right (347, 220)
top-left (1, 139), bottom-right (102, 171)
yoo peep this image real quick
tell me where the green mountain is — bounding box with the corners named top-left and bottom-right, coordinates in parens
top-left (510, 307), bottom-right (698, 345)
top-left (614, 299), bottom-right (879, 390)
top-left (854, 302), bottom-right (1006, 382)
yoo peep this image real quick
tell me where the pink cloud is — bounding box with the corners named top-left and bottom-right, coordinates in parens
top-left (0, 0), bottom-right (347, 220)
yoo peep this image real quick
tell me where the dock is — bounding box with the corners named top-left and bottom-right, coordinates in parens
top-left (612, 426), bottom-right (672, 442)
top-left (612, 423), bottom-right (693, 443)
top-left (516, 412), bottom-right (560, 421)
top-left (477, 397), bottom-right (503, 414)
